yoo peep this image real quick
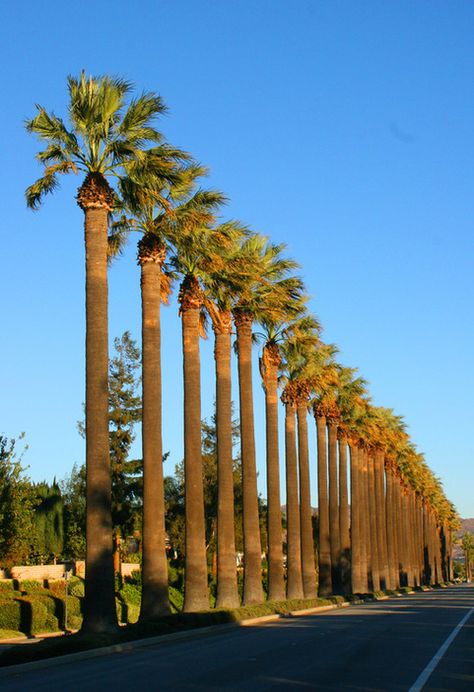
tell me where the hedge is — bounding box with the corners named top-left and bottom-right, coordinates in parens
top-left (0, 581), bottom-right (15, 594)
top-left (0, 600), bottom-right (22, 631)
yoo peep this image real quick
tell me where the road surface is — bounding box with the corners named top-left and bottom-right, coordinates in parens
top-left (1, 584), bottom-right (473, 690)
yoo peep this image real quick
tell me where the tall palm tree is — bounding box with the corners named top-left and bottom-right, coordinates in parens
top-left (280, 381), bottom-right (303, 599)
top-left (170, 215), bottom-right (230, 612)
top-left (310, 348), bottom-right (339, 596)
top-left (227, 236), bottom-right (300, 604)
top-left (26, 72), bottom-right (168, 633)
top-left (335, 366), bottom-right (368, 594)
top-left (117, 162), bottom-right (222, 618)
top-left (280, 316), bottom-right (322, 599)
top-left (255, 295), bottom-right (306, 602)
top-left (201, 222), bottom-right (249, 608)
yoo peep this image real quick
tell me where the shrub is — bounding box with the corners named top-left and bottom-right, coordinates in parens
top-left (68, 577), bottom-right (84, 598)
top-left (119, 582), bottom-right (141, 607)
top-left (0, 599), bottom-right (22, 631)
top-left (169, 586), bottom-right (184, 613)
top-left (168, 564), bottom-right (183, 589)
top-left (0, 580), bottom-right (15, 593)
top-left (18, 580), bottom-right (44, 593)
top-left (124, 570), bottom-right (141, 587)
top-left (13, 596), bottom-right (58, 634)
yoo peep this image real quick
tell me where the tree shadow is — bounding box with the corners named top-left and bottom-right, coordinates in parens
top-left (15, 599), bottom-right (33, 638)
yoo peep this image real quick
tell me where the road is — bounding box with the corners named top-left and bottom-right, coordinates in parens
top-left (1, 585), bottom-right (473, 691)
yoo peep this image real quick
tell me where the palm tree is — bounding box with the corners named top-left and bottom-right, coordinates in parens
top-left (227, 236), bottom-right (300, 604)
top-left (26, 72), bottom-right (168, 633)
top-left (281, 318), bottom-right (322, 599)
top-left (117, 162), bottom-right (221, 618)
top-left (335, 366), bottom-right (368, 594)
top-left (201, 222), bottom-right (249, 608)
top-left (310, 347), bottom-right (339, 596)
top-left (280, 382), bottom-right (303, 599)
top-left (171, 214), bottom-right (230, 612)
top-left (255, 295), bottom-right (306, 602)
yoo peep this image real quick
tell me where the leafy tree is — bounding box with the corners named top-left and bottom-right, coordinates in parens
top-left (31, 481), bottom-right (64, 563)
top-left (0, 435), bottom-right (35, 566)
top-left (61, 464), bottom-right (86, 559)
top-left (108, 332), bottom-right (142, 536)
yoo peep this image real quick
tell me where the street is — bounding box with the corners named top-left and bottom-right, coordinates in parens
top-left (1, 585), bottom-right (473, 691)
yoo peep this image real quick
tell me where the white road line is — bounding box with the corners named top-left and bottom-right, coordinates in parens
top-left (408, 605), bottom-right (474, 691)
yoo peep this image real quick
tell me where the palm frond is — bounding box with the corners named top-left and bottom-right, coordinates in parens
top-left (118, 93), bottom-right (167, 137)
top-left (108, 217), bottom-right (132, 263)
top-left (25, 161), bottom-right (77, 209)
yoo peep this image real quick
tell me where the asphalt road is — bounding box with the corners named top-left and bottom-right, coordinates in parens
top-left (1, 585), bottom-right (473, 691)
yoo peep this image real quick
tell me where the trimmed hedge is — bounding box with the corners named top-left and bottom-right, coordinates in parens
top-left (0, 581), bottom-right (15, 594)
top-left (0, 600), bottom-right (22, 631)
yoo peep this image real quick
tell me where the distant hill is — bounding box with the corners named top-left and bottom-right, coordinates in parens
top-left (453, 518), bottom-right (473, 559)
top-left (459, 518), bottom-right (474, 534)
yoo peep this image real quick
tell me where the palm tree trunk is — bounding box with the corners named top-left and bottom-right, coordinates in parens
top-left (139, 239), bottom-right (170, 619)
top-left (395, 477), bottom-right (405, 586)
top-left (391, 471), bottom-right (401, 588)
top-left (234, 313), bottom-right (263, 604)
top-left (214, 319), bottom-right (239, 608)
top-left (367, 452), bottom-right (380, 592)
top-left (359, 449), bottom-right (370, 592)
top-left (349, 443), bottom-right (364, 594)
top-left (262, 345), bottom-right (285, 601)
top-left (400, 488), bottom-right (411, 586)
top-left (283, 396), bottom-right (303, 599)
top-left (79, 175), bottom-right (117, 633)
top-left (374, 449), bottom-right (388, 591)
top-left (339, 434), bottom-right (351, 594)
top-left (297, 400), bottom-right (317, 598)
top-left (180, 276), bottom-right (208, 611)
top-left (315, 412), bottom-right (332, 596)
top-left (385, 464), bottom-right (398, 590)
top-left (422, 501), bottom-right (431, 585)
top-left (327, 420), bottom-right (341, 593)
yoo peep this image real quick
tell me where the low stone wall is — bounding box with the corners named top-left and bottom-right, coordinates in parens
top-left (0, 560), bottom-right (140, 581)
top-left (10, 564), bottom-right (66, 580)
top-left (121, 563), bottom-right (140, 578)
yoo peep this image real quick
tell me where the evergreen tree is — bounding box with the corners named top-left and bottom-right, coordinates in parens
top-left (61, 464), bottom-right (86, 559)
top-left (0, 435), bottom-right (35, 566)
top-left (108, 332), bottom-right (142, 536)
top-left (32, 480), bottom-right (64, 562)
top-left (78, 332), bottom-right (142, 538)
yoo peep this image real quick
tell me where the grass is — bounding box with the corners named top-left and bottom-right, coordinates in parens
top-left (0, 629), bottom-right (25, 640)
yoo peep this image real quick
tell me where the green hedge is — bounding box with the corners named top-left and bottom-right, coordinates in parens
top-left (0, 600), bottom-right (22, 631)
top-left (0, 581), bottom-right (15, 594)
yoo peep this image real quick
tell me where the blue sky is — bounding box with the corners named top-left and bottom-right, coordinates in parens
top-left (1, 1), bottom-right (473, 516)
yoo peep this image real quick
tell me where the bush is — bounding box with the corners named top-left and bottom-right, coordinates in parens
top-left (68, 577), bottom-right (84, 598)
top-left (168, 564), bottom-right (184, 590)
top-left (169, 586), bottom-right (184, 613)
top-left (15, 596), bottom-right (59, 634)
top-left (124, 570), bottom-right (141, 586)
top-left (0, 581), bottom-right (15, 593)
top-left (17, 580), bottom-right (44, 593)
top-left (119, 582), bottom-right (141, 607)
top-left (0, 600), bottom-right (22, 631)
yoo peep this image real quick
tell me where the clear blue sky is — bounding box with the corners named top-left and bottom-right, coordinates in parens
top-left (1, 1), bottom-right (473, 516)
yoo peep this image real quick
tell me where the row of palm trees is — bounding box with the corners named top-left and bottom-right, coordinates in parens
top-left (26, 73), bottom-right (458, 632)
